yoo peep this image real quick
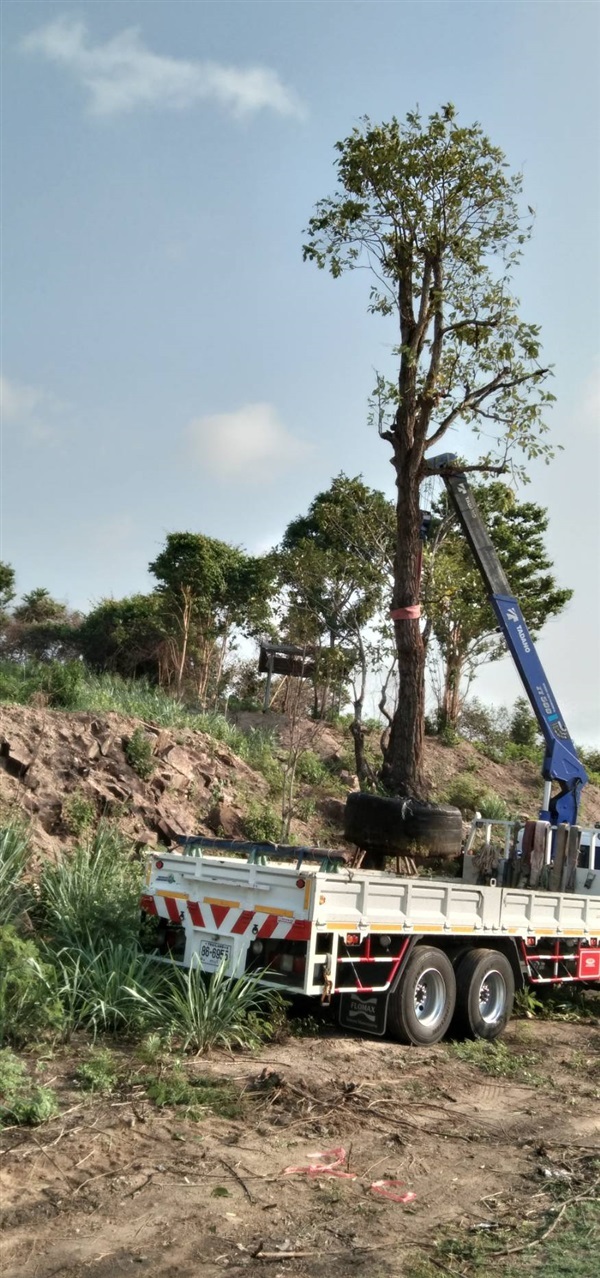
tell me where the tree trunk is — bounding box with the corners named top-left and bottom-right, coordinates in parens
top-left (382, 446), bottom-right (427, 797)
top-left (438, 636), bottom-right (464, 731)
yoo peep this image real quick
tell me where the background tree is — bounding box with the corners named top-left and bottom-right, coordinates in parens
top-left (304, 106), bottom-right (554, 797)
top-left (278, 474), bottom-right (395, 776)
top-left (422, 481), bottom-right (572, 729)
top-left (0, 562), bottom-right (16, 623)
top-left (77, 595), bottom-right (167, 681)
top-left (149, 533), bottom-right (275, 705)
top-left (3, 584), bottom-right (82, 663)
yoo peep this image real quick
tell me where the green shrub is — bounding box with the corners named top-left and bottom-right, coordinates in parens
top-left (37, 824), bottom-right (142, 949)
top-left (62, 791), bottom-right (96, 838)
top-left (125, 728), bottom-right (155, 780)
top-left (0, 1049), bottom-right (59, 1128)
top-left (0, 823), bottom-right (31, 927)
top-left (0, 926), bottom-right (64, 1046)
top-left (75, 1048), bottom-right (119, 1094)
top-left (243, 801), bottom-right (282, 844)
top-left (295, 750), bottom-right (328, 786)
top-left (445, 774), bottom-right (509, 820)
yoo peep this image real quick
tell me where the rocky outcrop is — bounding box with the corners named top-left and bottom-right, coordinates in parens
top-left (0, 704), bottom-right (265, 858)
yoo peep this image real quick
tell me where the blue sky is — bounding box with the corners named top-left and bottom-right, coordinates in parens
top-left (1, 1), bottom-right (599, 739)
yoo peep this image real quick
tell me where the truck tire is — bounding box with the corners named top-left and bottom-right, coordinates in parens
top-left (388, 946), bottom-right (456, 1045)
top-left (453, 948), bottom-right (515, 1041)
top-left (344, 792), bottom-right (462, 858)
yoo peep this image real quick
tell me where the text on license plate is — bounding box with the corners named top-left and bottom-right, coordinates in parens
top-left (199, 940), bottom-right (232, 972)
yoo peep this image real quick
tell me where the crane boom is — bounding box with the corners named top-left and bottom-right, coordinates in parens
top-left (424, 455), bottom-right (587, 825)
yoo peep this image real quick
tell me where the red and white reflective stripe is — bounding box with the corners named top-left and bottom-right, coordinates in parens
top-left (149, 893), bottom-right (311, 942)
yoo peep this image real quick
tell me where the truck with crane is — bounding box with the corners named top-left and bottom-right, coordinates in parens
top-left (140, 461), bottom-right (599, 1045)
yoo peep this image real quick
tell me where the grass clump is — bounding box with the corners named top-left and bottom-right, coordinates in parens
top-left (124, 727), bottom-right (155, 780)
top-left (0, 823), bottom-right (31, 926)
top-left (445, 773), bottom-right (509, 820)
top-left (145, 1067), bottom-right (242, 1119)
top-left (49, 939), bottom-right (167, 1038)
top-left (37, 824), bottom-right (142, 949)
top-left (132, 961), bottom-right (285, 1054)
top-left (0, 1049), bottom-right (59, 1128)
top-left (449, 1038), bottom-right (545, 1085)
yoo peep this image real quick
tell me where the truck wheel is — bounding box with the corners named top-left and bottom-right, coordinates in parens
top-left (453, 949), bottom-right (515, 1041)
top-left (344, 792), bottom-right (462, 858)
top-left (388, 947), bottom-right (456, 1045)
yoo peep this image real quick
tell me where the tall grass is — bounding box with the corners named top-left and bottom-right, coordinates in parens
top-left (47, 939), bottom-right (167, 1038)
top-left (129, 960), bottom-right (284, 1053)
top-left (37, 824), bottom-right (142, 948)
top-left (0, 824), bottom-right (31, 926)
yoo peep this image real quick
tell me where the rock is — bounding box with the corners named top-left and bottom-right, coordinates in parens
top-left (317, 797), bottom-right (347, 824)
top-left (339, 770), bottom-right (359, 790)
top-left (206, 801), bottom-right (245, 839)
top-left (164, 745), bottom-right (195, 781)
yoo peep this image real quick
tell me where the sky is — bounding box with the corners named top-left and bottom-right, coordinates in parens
top-left (1, 0), bottom-right (599, 741)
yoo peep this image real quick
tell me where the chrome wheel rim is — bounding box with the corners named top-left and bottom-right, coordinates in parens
top-left (413, 968), bottom-right (446, 1027)
top-left (478, 970), bottom-right (506, 1024)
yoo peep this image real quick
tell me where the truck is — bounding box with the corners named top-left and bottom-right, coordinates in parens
top-left (140, 463), bottom-right (600, 1045)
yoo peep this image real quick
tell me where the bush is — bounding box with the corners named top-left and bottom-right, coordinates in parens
top-left (445, 774), bottom-right (509, 820)
top-left (125, 728), bottom-right (155, 780)
top-left (0, 823), bottom-right (31, 927)
top-left (0, 926), bottom-right (64, 1046)
top-left (62, 791), bottom-right (96, 838)
top-left (0, 1049), bottom-right (59, 1127)
top-left (295, 750), bottom-right (328, 786)
top-left (243, 801), bottom-right (282, 844)
top-left (37, 824), bottom-right (142, 949)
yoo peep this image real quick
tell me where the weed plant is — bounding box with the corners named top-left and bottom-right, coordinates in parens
top-left (75, 1048), bottom-right (119, 1094)
top-left (0, 926), bottom-right (64, 1046)
top-left (125, 727), bottom-right (155, 780)
top-left (0, 1049), bottom-right (59, 1127)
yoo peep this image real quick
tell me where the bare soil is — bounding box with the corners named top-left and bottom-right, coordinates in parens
top-left (1, 1019), bottom-right (599, 1278)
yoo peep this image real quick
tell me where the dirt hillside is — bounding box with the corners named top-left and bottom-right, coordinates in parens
top-left (1, 702), bottom-right (599, 860)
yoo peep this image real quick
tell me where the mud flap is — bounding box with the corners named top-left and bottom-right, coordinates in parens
top-left (338, 990), bottom-right (389, 1037)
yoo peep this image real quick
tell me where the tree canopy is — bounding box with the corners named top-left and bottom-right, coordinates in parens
top-left (422, 481), bottom-right (572, 728)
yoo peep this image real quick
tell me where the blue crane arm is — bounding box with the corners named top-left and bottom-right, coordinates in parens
top-left (424, 456), bottom-right (588, 825)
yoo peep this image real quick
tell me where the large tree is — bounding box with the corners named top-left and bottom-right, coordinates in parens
top-left (304, 106), bottom-right (554, 796)
top-left (422, 481), bottom-right (572, 729)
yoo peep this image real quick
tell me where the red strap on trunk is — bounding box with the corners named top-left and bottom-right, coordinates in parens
top-left (390, 604), bottom-right (421, 620)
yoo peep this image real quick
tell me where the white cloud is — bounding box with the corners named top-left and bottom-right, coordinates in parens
top-left (0, 374), bottom-right (63, 442)
top-left (184, 402), bottom-right (312, 481)
top-left (21, 15), bottom-right (305, 120)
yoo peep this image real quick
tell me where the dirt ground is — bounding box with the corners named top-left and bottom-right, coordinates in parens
top-left (1, 1019), bottom-right (599, 1278)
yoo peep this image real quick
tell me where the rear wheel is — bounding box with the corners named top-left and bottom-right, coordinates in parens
top-left (388, 946), bottom-right (456, 1045)
top-left (453, 948), bottom-right (515, 1041)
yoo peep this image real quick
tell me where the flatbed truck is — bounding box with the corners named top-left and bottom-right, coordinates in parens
top-left (140, 462), bottom-right (599, 1044)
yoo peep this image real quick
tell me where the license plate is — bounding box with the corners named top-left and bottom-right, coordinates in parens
top-left (199, 940), bottom-right (232, 972)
